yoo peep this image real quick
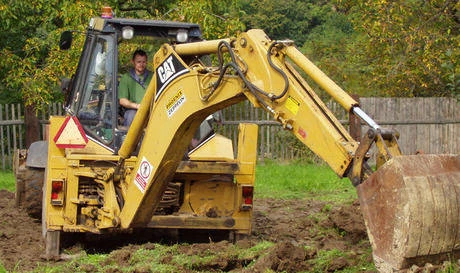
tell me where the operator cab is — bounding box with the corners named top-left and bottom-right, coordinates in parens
top-left (61, 10), bottom-right (202, 153)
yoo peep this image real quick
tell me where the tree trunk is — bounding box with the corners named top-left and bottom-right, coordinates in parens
top-left (25, 104), bottom-right (40, 148)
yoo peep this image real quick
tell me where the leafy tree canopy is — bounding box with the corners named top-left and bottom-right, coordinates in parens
top-left (0, 0), bottom-right (244, 107)
top-left (0, 0), bottom-right (105, 106)
top-left (240, 0), bottom-right (333, 45)
top-left (0, 0), bottom-right (458, 109)
top-left (337, 0), bottom-right (459, 97)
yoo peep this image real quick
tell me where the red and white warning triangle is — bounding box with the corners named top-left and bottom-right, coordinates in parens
top-left (53, 116), bottom-right (88, 148)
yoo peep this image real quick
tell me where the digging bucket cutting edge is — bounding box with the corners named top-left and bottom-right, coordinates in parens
top-left (356, 154), bottom-right (460, 272)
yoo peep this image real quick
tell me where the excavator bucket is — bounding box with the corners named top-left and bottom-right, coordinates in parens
top-left (357, 154), bottom-right (460, 272)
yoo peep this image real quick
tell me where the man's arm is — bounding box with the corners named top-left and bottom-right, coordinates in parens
top-left (119, 98), bottom-right (140, 109)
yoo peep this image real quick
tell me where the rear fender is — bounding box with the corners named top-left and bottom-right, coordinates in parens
top-left (26, 141), bottom-right (48, 168)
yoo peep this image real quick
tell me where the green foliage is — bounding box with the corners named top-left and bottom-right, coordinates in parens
top-left (0, 0), bottom-right (245, 107)
top-left (1, 0), bottom-right (457, 109)
top-left (240, 0), bottom-right (333, 45)
top-left (301, 11), bottom-right (374, 96)
top-left (0, 1), bottom-right (104, 107)
top-left (166, 0), bottom-right (246, 39)
top-left (116, 0), bottom-right (172, 18)
top-left (338, 0), bottom-right (459, 97)
top-left (239, 0), bottom-right (458, 98)
top-left (112, 0), bottom-right (245, 39)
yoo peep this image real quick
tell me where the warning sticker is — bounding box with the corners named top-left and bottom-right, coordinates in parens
top-left (298, 127), bottom-right (307, 139)
top-left (285, 96), bottom-right (300, 116)
top-left (135, 157), bottom-right (154, 193)
top-left (165, 88), bottom-right (186, 118)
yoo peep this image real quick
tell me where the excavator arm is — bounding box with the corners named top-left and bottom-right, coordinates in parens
top-left (116, 29), bottom-right (459, 271)
top-left (117, 29), bottom-right (365, 227)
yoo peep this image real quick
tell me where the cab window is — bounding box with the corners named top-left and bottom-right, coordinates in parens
top-left (76, 34), bottom-right (116, 144)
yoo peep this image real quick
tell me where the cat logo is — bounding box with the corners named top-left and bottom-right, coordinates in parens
top-left (158, 56), bottom-right (175, 84)
top-left (155, 54), bottom-right (188, 101)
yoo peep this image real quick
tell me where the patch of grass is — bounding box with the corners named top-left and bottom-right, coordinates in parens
top-left (236, 241), bottom-right (273, 260)
top-left (310, 248), bottom-right (375, 273)
top-left (172, 247), bottom-right (218, 271)
top-left (0, 263), bottom-right (7, 273)
top-left (130, 244), bottom-right (180, 268)
top-left (255, 160), bottom-right (357, 202)
top-left (38, 253), bottom-right (108, 273)
top-left (0, 171), bottom-right (15, 192)
top-left (171, 241), bottom-right (274, 271)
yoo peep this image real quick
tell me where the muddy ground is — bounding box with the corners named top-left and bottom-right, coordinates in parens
top-left (0, 190), bottom-right (455, 272)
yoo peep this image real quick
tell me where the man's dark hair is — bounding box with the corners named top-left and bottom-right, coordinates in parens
top-left (132, 49), bottom-right (147, 60)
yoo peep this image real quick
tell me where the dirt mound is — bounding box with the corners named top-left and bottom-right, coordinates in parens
top-left (326, 200), bottom-right (368, 244)
top-left (0, 191), bottom-right (373, 272)
top-left (252, 198), bottom-right (368, 248)
top-left (0, 190), bottom-right (44, 272)
top-left (252, 241), bottom-right (314, 272)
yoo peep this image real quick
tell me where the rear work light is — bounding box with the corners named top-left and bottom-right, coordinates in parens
top-left (51, 179), bottom-right (65, 206)
top-left (241, 185), bottom-right (254, 210)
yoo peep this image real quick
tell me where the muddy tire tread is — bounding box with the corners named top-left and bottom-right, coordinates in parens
top-left (23, 167), bottom-right (44, 219)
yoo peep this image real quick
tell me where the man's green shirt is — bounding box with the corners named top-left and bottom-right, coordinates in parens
top-left (118, 71), bottom-right (153, 104)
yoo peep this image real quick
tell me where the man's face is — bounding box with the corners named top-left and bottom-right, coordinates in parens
top-left (132, 54), bottom-right (147, 75)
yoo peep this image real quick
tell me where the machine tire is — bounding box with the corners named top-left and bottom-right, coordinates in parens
top-left (22, 167), bottom-right (44, 219)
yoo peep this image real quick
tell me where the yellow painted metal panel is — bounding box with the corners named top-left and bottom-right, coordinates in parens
top-left (188, 134), bottom-right (234, 161)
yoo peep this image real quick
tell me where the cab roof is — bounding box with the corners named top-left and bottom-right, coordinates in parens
top-left (89, 17), bottom-right (202, 39)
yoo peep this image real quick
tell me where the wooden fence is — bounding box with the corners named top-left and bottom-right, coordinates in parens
top-left (0, 97), bottom-right (458, 170)
top-left (0, 103), bottom-right (64, 170)
top-left (360, 97), bottom-right (459, 156)
top-left (218, 97), bottom-right (459, 163)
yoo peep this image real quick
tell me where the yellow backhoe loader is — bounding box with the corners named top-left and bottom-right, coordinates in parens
top-left (14, 10), bottom-right (459, 272)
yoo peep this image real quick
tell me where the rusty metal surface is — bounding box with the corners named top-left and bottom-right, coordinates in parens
top-left (357, 154), bottom-right (460, 272)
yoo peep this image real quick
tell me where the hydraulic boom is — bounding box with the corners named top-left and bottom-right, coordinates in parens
top-left (115, 29), bottom-right (460, 271)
